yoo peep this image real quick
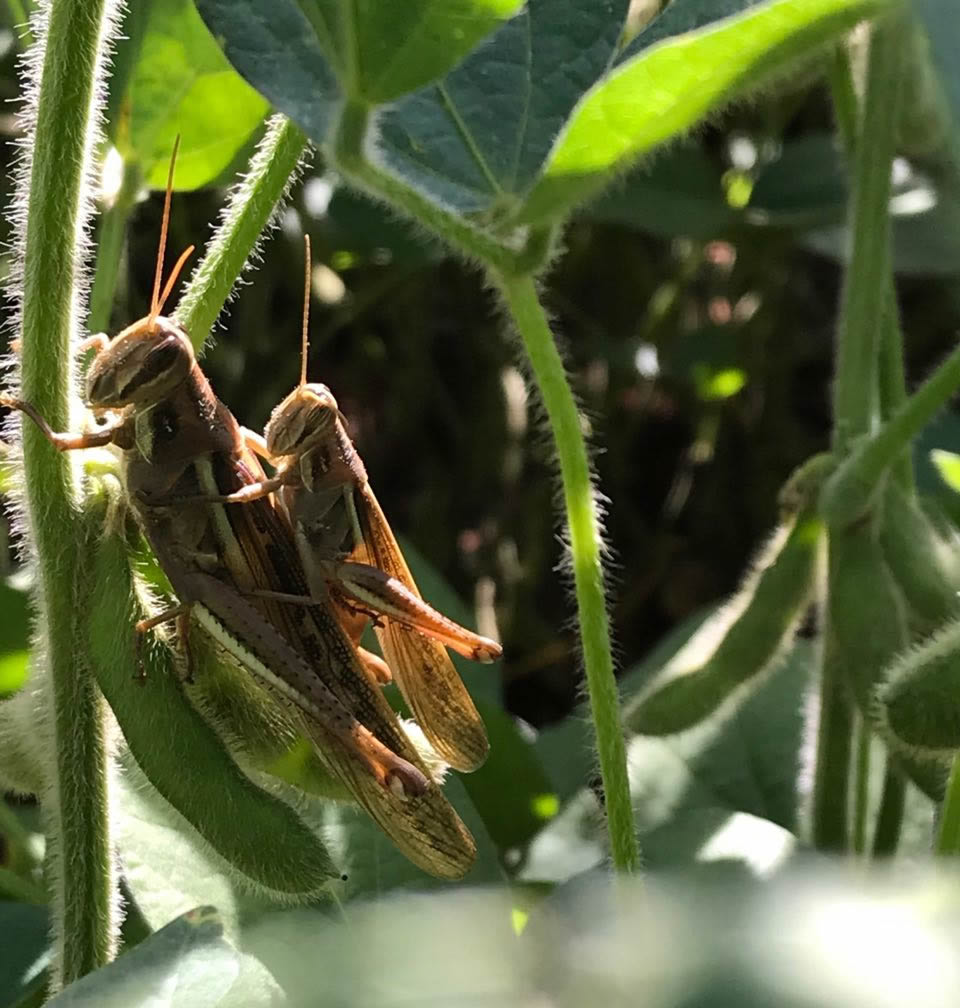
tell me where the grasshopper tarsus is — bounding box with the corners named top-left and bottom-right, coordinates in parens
top-left (356, 646), bottom-right (392, 685)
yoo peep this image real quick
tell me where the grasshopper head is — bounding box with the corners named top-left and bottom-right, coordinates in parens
top-left (86, 316), bottom-right (195, 410)
top-left (265, 382), bottom-right (340, 457)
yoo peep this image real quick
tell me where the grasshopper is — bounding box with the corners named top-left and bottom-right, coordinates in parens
top-left (204, 239), bottom-right (501, 772)
top-left (3, 145), bottom-right (476, 878)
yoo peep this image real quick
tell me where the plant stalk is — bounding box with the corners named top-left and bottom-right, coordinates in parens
top-left (810, 628), bottom-right (853, 851)
top-left (831, 16), bottom-right (904, 454)
top-left (494, 272), bottom-right (638, 873)
top-left (852, 714), bottom-right (870, 854)
top-left (174, 114), bottom-right (310, 350)
top-left (812, 13), bottom-right (903, 855)
top-left (14, 0), bottom-right (118, 986)
top-left (937, 753), bottom-right (960, 855)
top-left (872, 760), bottom-right (905, 857)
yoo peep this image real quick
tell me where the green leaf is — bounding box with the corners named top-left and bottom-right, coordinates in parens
top-left (931, 448), bottom-right (960, 492)
top-left (317, 0), bottom-right (524, 103)
top-left (123, 0), bottom-right (269, 189)
top-left (377, 0), bottom-right (629, 214)
top-left (46, 907), bottom-right (245, 1008)
top-left (0, 901), bottom-right (49, 1008)
top-left (194, 0), bottom-right (342, 146)
top-left (115, 757), bottom-right (262, 933)
top-left (520, 0), bottom-right (887, 222)
top-left (0, 580), bottom-right (30, 697)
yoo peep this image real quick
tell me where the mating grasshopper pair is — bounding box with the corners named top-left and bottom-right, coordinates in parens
top-left (5, 146), bottom-right (499, 878)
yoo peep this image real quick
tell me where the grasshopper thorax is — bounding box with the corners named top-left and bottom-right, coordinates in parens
top-left (264, 383), bottom-right (340, 457)
top-left (86, 316), bottom-right (196, 411)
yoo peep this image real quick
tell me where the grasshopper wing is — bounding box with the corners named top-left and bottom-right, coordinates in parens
top-left (222, 455), bottom-right (477, 878)
top-left (351, 482), bottom-right (491, 772)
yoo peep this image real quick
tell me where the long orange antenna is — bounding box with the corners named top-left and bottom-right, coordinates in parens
top-left (149, 135), bottom-right (181, 326)
top-left (156, 244), bottom-right (195, 317)
top-left (300, 233), bottom-right (311, 389)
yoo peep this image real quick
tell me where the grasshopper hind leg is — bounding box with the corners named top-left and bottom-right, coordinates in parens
top-left (134, 603), bottom-right (193, 682)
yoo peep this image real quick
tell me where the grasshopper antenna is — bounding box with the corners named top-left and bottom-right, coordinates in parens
top-left (147, 135), bottom-right (196, 323)
top-left (149, 135), bottom-right (180, 327)
top-left (300, 234), bottom-right (311, 389)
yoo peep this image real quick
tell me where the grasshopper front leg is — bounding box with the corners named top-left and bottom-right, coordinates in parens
top-left (2, 395), bottom-right (128, 451)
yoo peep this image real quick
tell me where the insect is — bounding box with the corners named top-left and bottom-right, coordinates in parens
top-left (203, 238), bottom-right (501, 772)
top-left (3, 143), bottom-right (476, 878)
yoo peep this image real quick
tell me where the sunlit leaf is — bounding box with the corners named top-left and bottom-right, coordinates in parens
top-left (519, 0), bottom-right (887, 222)
top-left (123, 0), bottom-right (269, 189)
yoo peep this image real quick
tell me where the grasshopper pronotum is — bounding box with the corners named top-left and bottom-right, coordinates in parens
top-left (206, 238), bottom-right (501, 772)
top-left (4, 144), bottom-right (476, 878)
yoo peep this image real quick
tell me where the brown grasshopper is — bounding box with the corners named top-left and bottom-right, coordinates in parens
top-left (3, 145), bottom-right (476, 879)
top-left (204, 239), bottom-right (501, 772)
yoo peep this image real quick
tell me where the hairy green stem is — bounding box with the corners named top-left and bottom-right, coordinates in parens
top-left (827, 40), bottom-right (912, 492)
top-left (87, 156), bottom-right (140, 334)
top-left (811, 629), bottom-right (852, 851)
top-left (333, 100), bottom-right (528, 275)
top-left (812, 14), bottom-right (903, 856)
top-left (826, 43), bottom-right (858, 150)
top-left (831, 16), bottom-right (904, 453)
top-left (937, 753), bottom-right (960, 855)
top-left (852, 715), bottom-right (870, 854)
top-left (872, 761), bottom-right (905, 857)
top-left (878, 286), bottom-right (913, 492)
top-left (174, 114), bottom-right (310, 350)
top-left (494, 273), bottom-right (637, 873)
top-left (824, 340), bottom-right (960, 528)
top-left (16, 0), bottom-right (118, 985)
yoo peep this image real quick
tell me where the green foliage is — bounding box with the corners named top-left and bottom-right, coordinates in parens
top-left (521, 0), bottom-right (886, 222)
top-left (9, 0), bottom-right (960, 1003)
top-left (120, 0), bottom-right (269, 190)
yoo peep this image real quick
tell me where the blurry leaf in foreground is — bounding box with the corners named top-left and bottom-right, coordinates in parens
top-left (113, 753), bottom-right (282, 936)
top-left (234, 869), bottom-right (960, 1007)
top-left (46, 907), bottom-right (258, 1008)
